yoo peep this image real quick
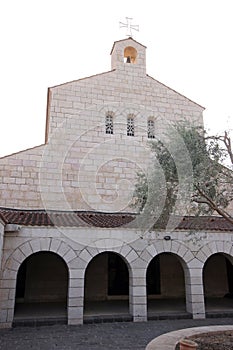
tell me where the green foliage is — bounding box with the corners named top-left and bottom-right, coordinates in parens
top-left (132, 121), bottom-right (233, 228)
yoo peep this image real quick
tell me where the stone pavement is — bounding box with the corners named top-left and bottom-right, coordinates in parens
top-left (0, 318), bottom-right (233, 350)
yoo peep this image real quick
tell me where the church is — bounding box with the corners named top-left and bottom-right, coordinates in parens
top-left (0, 36), bottom-right (233, 328)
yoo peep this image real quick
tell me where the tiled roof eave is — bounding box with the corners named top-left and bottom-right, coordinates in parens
top-left (0, 208), bottom-right (233, 231)
top-left (0, 208), bottom-right (136, 229)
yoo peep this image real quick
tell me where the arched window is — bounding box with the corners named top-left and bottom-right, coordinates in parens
top-left (105, 114), bottom-right (113, 134)
top-left (148, 119), bottom-right (155, 139)
top-left (127, 116), bottom-right (135, 136)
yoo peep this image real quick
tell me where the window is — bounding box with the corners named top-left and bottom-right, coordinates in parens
top-left (148, 119), bottom-right (155, 139)
top-left (105, 115), bottom-right (113, 134)
top-left (127, 117), bottom-right (134, 136)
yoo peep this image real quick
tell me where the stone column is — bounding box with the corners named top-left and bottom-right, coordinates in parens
top-left (0, 270), bottom-right (16, 328)
top-left (0, 223), bottom-right (4, 272)
top-left (185, 264), bottom-right (205, 319)
top-left (67, 268), bottom-right (85, 325)
top-left (129, 267), bottom-right (147, 322)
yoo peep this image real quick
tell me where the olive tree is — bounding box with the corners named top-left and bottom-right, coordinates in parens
top-left (132, 122), bottom-right (233, 228)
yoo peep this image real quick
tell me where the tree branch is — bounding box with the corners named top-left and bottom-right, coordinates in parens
top-left (207, 131), bottom-right (233, 166)
top-left (194, 185), bottom-right (233, 224)
top-left (223, 131), bottom-right (233, 165)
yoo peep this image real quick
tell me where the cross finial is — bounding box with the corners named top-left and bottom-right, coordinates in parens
top-left (119, 17), bottom-right (139, 37)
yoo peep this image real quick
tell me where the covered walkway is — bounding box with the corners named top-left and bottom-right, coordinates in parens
top-left (12, 298), bottom-right (233, 326)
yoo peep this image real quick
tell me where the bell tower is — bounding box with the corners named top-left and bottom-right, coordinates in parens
top-left (110, 37), bottom-right (147, 74)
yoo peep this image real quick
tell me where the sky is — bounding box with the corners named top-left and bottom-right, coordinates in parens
top-left (0, 0), bottom-right (232, 157)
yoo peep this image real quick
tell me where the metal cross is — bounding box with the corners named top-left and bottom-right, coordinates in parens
top-left (119, 17), bottom-right (139, 37)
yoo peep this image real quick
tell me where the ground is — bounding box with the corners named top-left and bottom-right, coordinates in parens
top-left (0, 318), bottom-right (233, 350)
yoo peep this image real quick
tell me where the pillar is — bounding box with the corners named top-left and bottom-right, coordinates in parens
top-left (185, 265), bottom-right (205, 319)
top-left (129, 268), bottom-right (147, 322)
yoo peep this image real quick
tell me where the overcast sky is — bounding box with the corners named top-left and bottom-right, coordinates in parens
top-left (0, 0), bottom-right (232, 157)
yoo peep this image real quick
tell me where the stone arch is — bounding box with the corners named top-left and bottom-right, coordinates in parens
top-left (142, 240), bottom-right (195, 318)
top-left (4, 238), bottom-right (77, 276)
top-left (196, 240), bottom-right (233, 266)
top-left (79, 245), bottom-right (136, 274)
top-left (144, 240), bottom-right (195, 269)
top-left (146, 253), bottom-right (187, 317)
top-left (1, 238), bottom-right (78, 326)
top-left (83, 248), bottom-right (134, 321)
top-left (203, 249), bottom-right (233, 315)
top-left (14, 251), bottom-right (69, 323)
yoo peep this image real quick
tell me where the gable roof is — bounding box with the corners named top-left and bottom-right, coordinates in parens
top-left (110, 37), bottom-right (147, 55)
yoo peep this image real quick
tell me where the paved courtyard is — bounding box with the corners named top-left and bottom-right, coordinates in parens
top-left (0, 318), bottom-right (233, 350)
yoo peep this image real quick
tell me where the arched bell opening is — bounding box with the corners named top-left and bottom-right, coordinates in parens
top-left (124, 46), bottom-right (137, 64)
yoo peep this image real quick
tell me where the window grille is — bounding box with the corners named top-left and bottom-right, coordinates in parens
top-left (127, 117), bottom-right (134, 136)
top-left (148, 119), bottom-right (155, 138)
top-left (105, 115), bottom-right (113, 134)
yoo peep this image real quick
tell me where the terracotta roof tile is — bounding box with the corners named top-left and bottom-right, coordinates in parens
top-left (78, 213), bottom-right (134, 228)
top-left (0, 208), bottom-right (135, 228)
top-left (177, 216), bottom-right (233, 231)
top-left (0, 208), bottom-right (233, 231)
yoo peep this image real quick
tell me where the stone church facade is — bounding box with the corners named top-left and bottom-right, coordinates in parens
top-left (0, 37), bottom-right (233, 328)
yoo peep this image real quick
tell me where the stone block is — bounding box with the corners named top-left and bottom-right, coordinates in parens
top-left (0, 289), bottom-right (9, 300)
top-left (0, 280), bottom-right (15, 289)
top-left (216, 240), bottom-right (224, 252)
top-left (0, 310), bottom-right (7, 323)
top-left (40, 238), bottom-right (51, 251)
top-left (6, 250), bottom-right (24, 267)
top-left (79, 249), bottom-right (92, 263)
top-left (19, 242), bottom-right (33, 257)
top-left (183, 249), bottom-right (194, 263)
top-left (50, 239), bottom-right (62, 253)
top-left (69, 277), bottom-right (84, 288)
top-left (69, 287), bottom-right (83, 298)
top-left (63, 248), bottom-right (77, 263)
top-left (131, 286), bottom-right (147, 297)
top-left (120, 245), bottom-right (132, 257)
top-left (68, 298), bottom-right (83, 307)
top-left (5, 258), bottom-right (19, 272)
top-left (133, 315), bottom-right (147, 322)
top-left (195, 250), bottom-right (208, 263)
top-left (6, 308), bottom-right (14, 322)
top-left (126, 249), bottom-right (138, 263)
top-left (2, 269), bottom-right (17, 280)
top-left (189, 285), bottom-right (204, 295)
top-left (68, 306), bottom-right (83, 319)
top-left (68, 318), bottom-right (83, 325)
top-left (30, 239), bottom-right (41, 253)
top-left (131, 277), bottom-right (146, 287)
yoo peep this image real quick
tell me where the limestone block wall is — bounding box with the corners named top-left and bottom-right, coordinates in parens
top-left (0, 38), bottom-right (204, 212)
top-left (0, 146), bottom-right (44, 209)
top-left (0, 222), bottom-right (4, 271)
top-left (111, 38), bottom-right (147, 74)
top-left (1, 226), bottom-right (233, 327)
